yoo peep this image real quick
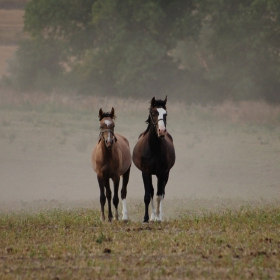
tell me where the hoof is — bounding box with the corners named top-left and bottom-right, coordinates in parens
top-left (122, 219), bottom-right (129, 223)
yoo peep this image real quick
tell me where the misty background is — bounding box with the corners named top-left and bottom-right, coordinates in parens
top-left (0, 0), bottom-right (279, 217)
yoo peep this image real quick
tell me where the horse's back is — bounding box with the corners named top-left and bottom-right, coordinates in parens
top-left (91, 143), bottom-right (99, 173)
top-left (166, 132), bottom-right (173, 143)
top-left (115, 133), bottom-right (132, 175)
top-left (164, 132), bottom-right (176, 168)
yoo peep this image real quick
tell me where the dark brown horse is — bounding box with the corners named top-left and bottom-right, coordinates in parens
top-left (133, 96), bottom-right (175, 222)
top-left (91, 107), bottom-right (131, 222)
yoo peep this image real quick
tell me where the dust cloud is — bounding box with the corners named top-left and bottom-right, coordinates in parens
top-left (0, 103), bottom-right (279, 220)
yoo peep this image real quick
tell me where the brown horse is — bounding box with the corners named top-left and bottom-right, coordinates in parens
top-left (91, 107), bottom-right (131, 222)
top-left (132, 96), bottom-right (175, 222)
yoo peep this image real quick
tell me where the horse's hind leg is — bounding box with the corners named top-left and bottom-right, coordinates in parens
top-left (121, 165), bottom-right (131, 221)
top-left (142, 172), bottom-right (153, 223)
top-left (112, 176), bottom-right (120, 221)
top-left (97, 174), bottom-right (106, 221)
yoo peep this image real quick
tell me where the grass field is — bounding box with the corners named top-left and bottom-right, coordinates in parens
top-left (0, 206), bottom-right (279, 279)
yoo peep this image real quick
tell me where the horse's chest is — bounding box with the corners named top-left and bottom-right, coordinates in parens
top-left (142, 150), bottom-right (168, 171)
top-left (95, 150), bottom-right (122, 174)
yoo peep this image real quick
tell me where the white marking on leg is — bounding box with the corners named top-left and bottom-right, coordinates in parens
top-left (122, 199), bottom-right (128, 220)
top-left (150, 197), bottom-right (156, 221)
top-left (156, 195), bottom-right (163, 221)
top-left (159, 196), bottom-right (163, 221)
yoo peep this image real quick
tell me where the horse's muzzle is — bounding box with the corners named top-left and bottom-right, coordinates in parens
top-left (105, 139), bottom-right (114, 148)
top-left (157, 128), bottom-right (166, 138)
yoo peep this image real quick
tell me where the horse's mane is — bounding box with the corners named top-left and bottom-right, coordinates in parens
top-left (99, 112), bottom-right (116, 121)
top-left (139, 124), bottom-right (150, 138)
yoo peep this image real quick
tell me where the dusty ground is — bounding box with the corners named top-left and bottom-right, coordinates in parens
top-left (0, 102), bottom-right (279, 220)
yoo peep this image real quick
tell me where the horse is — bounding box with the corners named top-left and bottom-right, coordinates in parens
top-left (91, 107), bottom-right (131, 222)
top-left (132, 96), bottom-right (175, 222)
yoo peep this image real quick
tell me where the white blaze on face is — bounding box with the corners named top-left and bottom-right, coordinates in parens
top-left (104, 120), bottom-right (113, 142)
top-left (156, 108), bottom-right (166, 132)
top-left (104, 120), bottom-right (112, 127)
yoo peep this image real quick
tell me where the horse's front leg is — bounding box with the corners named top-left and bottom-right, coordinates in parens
top-left (150, 184), bottom-right (156, 221)
top-left (97, 174), bottom-right (106, 222)
top-left (155, 172), bottom-right (169, 221)
top-left (142, 172), bottom-right (153, 223)
top-left (104, 177), bottom-right (113, 222)
top-left (121, 166), bottom-right (131, 221)
top-left (112, 175), bottom-right (120, 221)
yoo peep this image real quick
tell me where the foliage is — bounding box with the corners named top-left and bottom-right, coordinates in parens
top-left (199, 0), bottom-right (280, 102)
top-left (4, 0), bottom-right (280, 103)
top-left (87, 0), bottom-right (199, 95)
top-left (7, 0), bottom-right (199, 97)
top-left (6, 38), bottom-right (66, 92)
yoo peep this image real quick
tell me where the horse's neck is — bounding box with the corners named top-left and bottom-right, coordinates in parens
top-left (147, 124), bottom-right (161, 149)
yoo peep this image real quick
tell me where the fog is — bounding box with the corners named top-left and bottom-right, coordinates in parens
top-left (0, 2), bottom-right (280, 224)
top-left (0, 100), bottom-right (279, 219)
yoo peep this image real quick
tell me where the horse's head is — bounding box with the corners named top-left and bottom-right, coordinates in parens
top-left (148, 96), bottom-right (167, 138)
top-left (98, 107), bottom-right (117, 149)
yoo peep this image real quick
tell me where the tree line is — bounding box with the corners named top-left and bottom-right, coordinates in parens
top-left (3, 0), bottom-right (280, 103)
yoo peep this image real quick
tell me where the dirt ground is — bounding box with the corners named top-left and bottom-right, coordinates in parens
top-left (0, 105), bottom-right (279, 219)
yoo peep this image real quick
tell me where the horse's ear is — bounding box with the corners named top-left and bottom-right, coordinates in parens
top-left (110, 107), bottom-right (115, 119)
top-left (164, 95), bottom-right (167, 105)
top-left (151, 97), bottom-right (156, 107)
top-left (98, 108), bottom-right (103, 121)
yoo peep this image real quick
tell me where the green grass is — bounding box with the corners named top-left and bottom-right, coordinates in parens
top-left (0, 96), bottom-right (280, 278)
top-left (0, 207), bottom-right (279, 279)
